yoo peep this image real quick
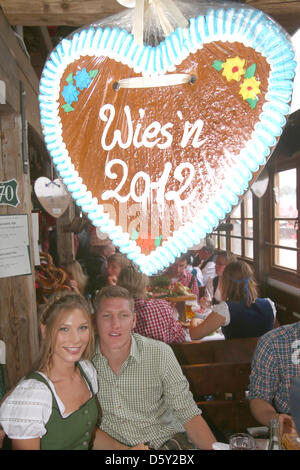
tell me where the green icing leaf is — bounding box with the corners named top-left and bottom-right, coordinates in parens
top-left (65, 73), bottom-right (74, 84)
top-left (246, 98), bottom-right (258, 109)
top-left (212, 60), bottom-right (224, 72)
top-left (154, 235), bottom-right (162, 247)
top-left (245, 64), bottom-right (256, 79)
top-left (131, 229), bottom-right (139, 241)
top-left (89, 70), bottom-right (99, 78)
top-left (62, 103), bottom-right (75, 113)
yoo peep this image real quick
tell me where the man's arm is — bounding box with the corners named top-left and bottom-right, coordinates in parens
top-left (92, 428), bottom-right (148, 450)
top-left (250, 398), bottom-right (297, 434)
top-left (184, 415), bottom-right (216, 450)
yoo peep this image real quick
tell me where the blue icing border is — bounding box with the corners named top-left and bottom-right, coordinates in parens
top-left (39, 7), bottom-right (296, 276)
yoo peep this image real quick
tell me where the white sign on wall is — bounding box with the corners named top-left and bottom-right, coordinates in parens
top-left (0, 214), bottom-right (32, 279)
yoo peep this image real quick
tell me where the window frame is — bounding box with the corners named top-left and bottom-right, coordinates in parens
top-left (212, 190), bottom-right (254, 260)
top-left (265, 153), bottom-right (300, 287)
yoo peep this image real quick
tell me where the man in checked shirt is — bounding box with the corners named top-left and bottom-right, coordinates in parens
top-left (92, 285), bottom-right (216, 450)
top-left (248, 321), bottom-right (300, 434)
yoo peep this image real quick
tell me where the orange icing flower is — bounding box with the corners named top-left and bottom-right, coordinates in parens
top-left (239, 77), bottom-right (261, 100)
top-left (222, 57), bottom-right (246, 82)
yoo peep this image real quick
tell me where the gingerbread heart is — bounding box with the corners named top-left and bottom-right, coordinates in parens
top-left (34, 177), bottom-right (71, 218)
top-left (39, 6), bottom-right (296, 275)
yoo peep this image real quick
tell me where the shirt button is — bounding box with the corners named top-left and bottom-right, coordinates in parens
top-left (83, 441), bottom-right (88, 446)
top-left (87, 421), bottom-right (92, 426)
top-left (84, 410), bottom-right (88, 414)
top-left (85, 432), bottom-right (90, 437)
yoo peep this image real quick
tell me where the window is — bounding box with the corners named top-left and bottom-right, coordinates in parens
top-left (272, 167), bottom-right (298, 271)
top-left (212, 190), bottom-right (253, 259)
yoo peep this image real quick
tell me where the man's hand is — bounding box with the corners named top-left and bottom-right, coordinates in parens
top-left (130, 443), bottom-right (149, 450)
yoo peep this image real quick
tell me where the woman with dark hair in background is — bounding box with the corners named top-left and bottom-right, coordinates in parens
top-left (189, 260), bottom-right (276, 340)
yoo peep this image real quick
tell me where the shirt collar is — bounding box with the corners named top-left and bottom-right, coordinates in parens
top-left (92, 333), bottom-right (141, 364)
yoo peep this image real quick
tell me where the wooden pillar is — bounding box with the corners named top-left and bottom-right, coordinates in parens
top-left (0, 111), bottom-right (39, 388)
top-left (56, 202), bottom-right (76, 265)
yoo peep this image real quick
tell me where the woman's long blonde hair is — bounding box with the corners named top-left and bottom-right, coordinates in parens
top-left (221, 260), bottom-right (259, 306)
top-left (35, 291), bottom-right (94, 376)
top-left (61, 260), bottom-right (88, 295)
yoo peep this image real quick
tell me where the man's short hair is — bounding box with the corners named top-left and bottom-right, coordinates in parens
top-left (94, 285), bottom-right (135, 314)
top-left (200, 245), bottom-right (214, 254)
top-left (176, 253), bottom-right (191, 264)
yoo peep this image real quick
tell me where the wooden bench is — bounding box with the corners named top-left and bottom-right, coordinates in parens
top-left (171, 338), bottom-right (261, 437)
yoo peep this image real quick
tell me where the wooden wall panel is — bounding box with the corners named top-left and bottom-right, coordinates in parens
top-left (0, 10), bottom-right (42, 137)
top-left (0, 113), bottom-right (39, 388)
top-left (0, 0), bottom-right (299, 32)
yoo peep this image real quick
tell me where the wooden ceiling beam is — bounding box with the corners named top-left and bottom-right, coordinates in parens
top-left (0, 0), bottom-right (299, 33)
top-left (0, 0), bottom-right (125, 26)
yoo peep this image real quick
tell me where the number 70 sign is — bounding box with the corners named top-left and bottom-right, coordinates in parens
top-left (0, 179), bottom-right (20, 207)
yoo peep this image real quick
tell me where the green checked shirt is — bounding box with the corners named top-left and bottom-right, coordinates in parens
top-left (92, 333), bottom-right (201, 449)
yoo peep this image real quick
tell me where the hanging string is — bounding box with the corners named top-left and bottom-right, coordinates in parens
top-left (132, 0), bottom-right (145, 46)
top-left (115, 0), bottom-right (193, 89)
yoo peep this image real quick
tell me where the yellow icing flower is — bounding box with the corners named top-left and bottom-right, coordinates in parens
top-left (222, 57), bottom-right (245, 82)
top-left (239, 77), bottom-right (261, 100)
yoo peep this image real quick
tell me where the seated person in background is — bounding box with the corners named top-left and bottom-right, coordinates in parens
top-left (84, 240), bottom-right (116, 296)
top-left (106, 253), bottom-right (130, 286)
top-left (118, 265), bottom-right (186, 344)
top-left (166, 254), bottom-right (199, 299)
top-left (189, 260), bottom-right (276, 340)
top-left (248, 321), bottom-right (300, 435)
top-left (191, 245), bottom-right (216, 287)
top-left (200, 251), bottom-right (236, 306)
top-left (0, 291), bottom-right (146, 450)
top-left (92, 285), bottom-right (216, 449)
top-left (60, 260), bottom-right (88, 295)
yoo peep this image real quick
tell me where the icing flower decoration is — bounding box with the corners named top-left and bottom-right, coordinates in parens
top-left (62, 83), bottom-right (80, 105)
top-left (222, 57), bottom-right (245, 82)
top-left (136, 234), bottom-right (156, 254)
top-left (75, 68), bottom-right (92, 90)
top-left (212, 57), bottom-right (260, 109)
top-left (239, 77), bottom-right (261, 104)
top-left (61, 68), bottom-right (99, 112)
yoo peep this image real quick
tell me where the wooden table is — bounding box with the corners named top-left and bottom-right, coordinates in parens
top-left (165, 295), bottom-right (197, 322)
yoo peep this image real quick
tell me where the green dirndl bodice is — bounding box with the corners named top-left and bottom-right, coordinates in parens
top-left (29, 363), bottom-right (99, 450)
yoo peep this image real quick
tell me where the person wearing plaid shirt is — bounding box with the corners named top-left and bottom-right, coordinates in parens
top-left (92, 285), bottom-right (216, 450)
top-left (167, 254), bottom-right (199, 298)
top-left (117, 264), bottom-right (185, 344)
top-left (248, 321), bottom-right (300, 434)
top-left (133, 298), bottom-right (186, 344)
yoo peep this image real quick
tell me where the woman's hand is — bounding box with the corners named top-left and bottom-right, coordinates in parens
top-left (69, 280), bottom-right (81, 294)
top-left (190, 318), bottom-right (203, 328)
top-left (107, 275), bottom-right (118, 286)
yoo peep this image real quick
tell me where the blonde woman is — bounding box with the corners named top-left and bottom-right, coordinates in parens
top-left (106, 253), bottom-right (130, 286)
top-left (0, 291), bottom-right (147, 450)
top-left (61, 260), bottom-right (88, 295)
top-left (190, 260), bottom-right (276, 340)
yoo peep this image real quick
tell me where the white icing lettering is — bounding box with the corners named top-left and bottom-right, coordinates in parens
top-left (180, 119), bottom-right (207, 148)
top-left (101, 159), bottom-right (196, 207)
top-left (165, 162), bottom-right (197, 206)
top-left (101, 159), bottom-right (130, 202)
top-left (158, 123), bottom-right (174, 149)
top-left (99, 105), bottom-right (206, 151)
top-left (142, 121), bottom-right (162, 148)
top-left (100, 104), bottom-right (133, 150)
